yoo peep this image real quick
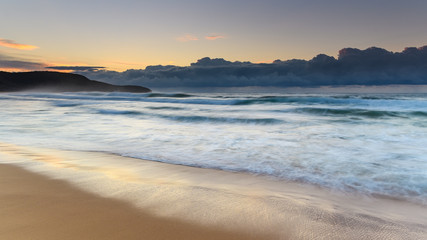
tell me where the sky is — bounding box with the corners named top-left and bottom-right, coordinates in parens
top-left (1, 0), bottom-right (427, 72)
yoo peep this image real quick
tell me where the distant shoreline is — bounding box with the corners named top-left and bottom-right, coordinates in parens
top-left (0, 71), bottom-right (151, 93)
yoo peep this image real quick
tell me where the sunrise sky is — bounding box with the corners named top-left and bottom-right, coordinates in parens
top-left (1, 0), bottom-right (427, 72)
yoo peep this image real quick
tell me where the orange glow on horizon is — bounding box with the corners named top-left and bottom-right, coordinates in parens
top-left (0, 67), bottom-right (71, 73)
top-left (0, 67), bottom-right (39, 72)
top-left (254, 60), bottom-right (274, 64)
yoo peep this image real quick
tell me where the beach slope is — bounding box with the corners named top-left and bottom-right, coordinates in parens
top-left (0, 143), bottom-right (426, 239)
top-left (0, 164), bottom-right (266, 240)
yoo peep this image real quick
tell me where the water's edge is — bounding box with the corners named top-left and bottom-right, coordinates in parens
top-left (1, 91), bottom-right (426, 204)
top-left (1, 142), bottom-right (426, 239)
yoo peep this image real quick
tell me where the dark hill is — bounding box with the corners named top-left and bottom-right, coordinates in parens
top-left (0, 71), bottom-right (151, 93)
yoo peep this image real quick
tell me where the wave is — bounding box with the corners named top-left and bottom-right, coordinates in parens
top-left (95, 108), bottom-right (283, 124)
top-left (52, 101), bottom-right (83, 107)
top-left (146, 106), bottom-right (187, 111)
top-left (160, 115), bottom-right (283, 124)
top-left (411, 111), bottom-right (427, 117)
top-left (293, 107), bottom-right (427, 119)
top-left (6, 93), bottom-right (347, 106)
top-left (5, 93), bottom-right (427, 112)
top-left (331, 95), bottom-right (399, 100)
top-left (97, 109), bottom-right (144, 115)
top-left (145, 93), bottom-right (196, 98)
top-left (41, 93), bottom-right (236, 105)
top-left (231, 96), bottom-right (370, 106)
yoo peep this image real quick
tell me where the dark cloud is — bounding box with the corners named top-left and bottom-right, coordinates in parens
top-left (0, 53), bottom-right (46, 70)
top-left (46, 66), bottom-right (105, 71)
top-left (75, 45), bottom-right (427, 89)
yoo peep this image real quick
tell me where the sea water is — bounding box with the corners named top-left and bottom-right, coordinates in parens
top-left (0, 91), bottom-right (426, 204)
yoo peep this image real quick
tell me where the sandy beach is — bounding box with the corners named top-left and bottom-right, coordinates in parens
top-left (1, 142), bottom-right (426, 239)
top-left (0, 164), bottom-right (268, 240)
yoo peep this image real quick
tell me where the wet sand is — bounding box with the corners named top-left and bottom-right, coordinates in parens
top-left (1, 142), bottom-right (426, 239)
top-left (0, 164), bottom-right (269, 240)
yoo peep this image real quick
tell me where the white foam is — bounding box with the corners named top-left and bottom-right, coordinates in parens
top-left (0, 92), bottom-right (426, 203)
top-left (1, 143), bottom-right (426, 239)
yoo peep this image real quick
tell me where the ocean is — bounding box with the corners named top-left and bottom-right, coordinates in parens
top-left (0, 91), bottom-right (426, 204)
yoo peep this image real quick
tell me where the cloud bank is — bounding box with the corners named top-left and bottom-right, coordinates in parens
top-left (46, 66), bottom-right (105, 71)
top-left (75, 45), bottom-right (427, 89)
top-left (0, 53), bottom-right (46, 71)
top-left (0, 38), bottom-right (39, 50)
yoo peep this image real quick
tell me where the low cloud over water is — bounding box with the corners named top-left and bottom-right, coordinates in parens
top-left (75, 45), bottom-right (427, 89)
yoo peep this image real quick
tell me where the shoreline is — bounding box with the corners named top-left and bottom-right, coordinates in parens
top-left (1, 142), bottom-right (426, 239)
top-left (0, 164), bottom-right (265, 240)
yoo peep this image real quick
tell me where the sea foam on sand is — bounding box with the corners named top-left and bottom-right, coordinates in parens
top-left (0, 142), bottom-right (426, 239)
